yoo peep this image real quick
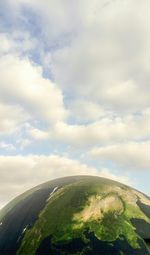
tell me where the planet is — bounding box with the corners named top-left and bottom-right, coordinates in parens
top-left (0, 175), bottom-right (150, 255)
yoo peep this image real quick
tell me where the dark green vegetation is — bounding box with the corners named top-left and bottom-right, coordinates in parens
top-left (0, 175), bottom-right (150, 255)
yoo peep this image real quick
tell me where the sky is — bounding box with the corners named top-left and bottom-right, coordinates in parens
top-left (0, 0), bottom-right (150, 209)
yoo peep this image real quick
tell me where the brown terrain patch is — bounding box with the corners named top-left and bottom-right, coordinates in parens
top-left (74, 193), bottom-right (124, 223)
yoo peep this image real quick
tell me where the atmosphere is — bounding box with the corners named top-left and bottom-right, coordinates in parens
top-left (0, 0), bottom-right (150, 209)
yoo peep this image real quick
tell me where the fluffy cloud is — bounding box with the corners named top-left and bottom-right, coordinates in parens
top-left (3, 1), bottom-right (150, 115)
top-left (0, 142), bottom-right (16, 151)
top-left (0, 102), bottom-right (29, 135)
top-left (0, 34), bottom-right (13, 54)
top-left (0, 32), bottom-right (36, 56)
top-left (0, 31), bottom-right (68, 130)
top-left (69, 100), bottom-right (107, 123)
top-left (0, 54), bottom-right (67, 123)
top-left (28, 107), bottom-right (150, 148)
top-left (91, 141), bottom-right (150, 170)
top-left (28, 126), bottom-right (49, 140)
top-left (16, 0), bottom-right (83, 45)
top-left (0, 155), bottom-right (130, 208)
top-left (49, 109), bottom-right (150, 146)
top-left (50, 0), bottom-right (150, 114)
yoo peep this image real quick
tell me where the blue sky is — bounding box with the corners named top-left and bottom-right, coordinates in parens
top-left (0, 0), bottom-right (150, 208)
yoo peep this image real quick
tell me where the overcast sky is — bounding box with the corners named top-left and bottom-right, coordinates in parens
top-left (0, 0), bottom-right (150, 209)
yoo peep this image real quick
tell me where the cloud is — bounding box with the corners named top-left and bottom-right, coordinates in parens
top-left (0, 32), bottom-right (36, 56)
top-left (28, 107), bottom-right (150, 149)
top-left (48, 109), bottom-right (150, 146)
top-left (0, 33), bottom-right (68, 142)
top-left (0, 155), bottom-right (130, 209)
top-left (0, 34), bottom-right (13, 54)
top-left (0, 51), bottom-right (67, 129)
top-left (0, 102), bottom-right (29, 135)
top-left (28, 126), bottom-right (49, 140)
top-left (69, 100), bottom-right (107, 123)
top-left (91, 141), bottom-right (150, 170)
top-left (3, 1), bottom-right (150, 115)
top-left (50, 0), bottom-right (150, 114)
top-left (1, 1), bottom-right (150, 128)
top-left (0, 142), bottom-right (16, 151)
top-left (16, 0), bottom-right (83, 45)
top-left (16, 138), bottom-right (31, 150)
top-left (1, 56), bottom-right (66, 123)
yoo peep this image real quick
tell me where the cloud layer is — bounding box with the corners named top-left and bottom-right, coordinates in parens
top-left (91, 141), bottom-right (150, 170)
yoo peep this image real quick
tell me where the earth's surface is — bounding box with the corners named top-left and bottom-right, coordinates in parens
top-left (0, 176), bottom-right (150, 255)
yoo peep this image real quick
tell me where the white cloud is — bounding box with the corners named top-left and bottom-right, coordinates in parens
top-left (28, 127), bottom-right (49, 140)
top-left (50, 0), bottom-right (150, 114)
top-left (28, 107), bottom-right (150, 146)
top-left (0, 34), bottom-right (13, 54)
top-left (0, 102), bottom-right (29, 135)
top-left (16, 0), bottom-right (83, 45)
top-left (0, 155), bottom-right (130, 209)
top-left (49, 109), bottom-right (150, 146)
top-left (91, 141), bottom-right (150, 170)
top-left (0, 142), bottom-right (16, 151)
top-left (0, 33), bottom-right (68, 144)
top-left (69, 100), bottom-right (107, 123)
top-left (0, 53), bottom-right (67, 126)
top-left (3, 1), bottom-right (150, 115)
top-left (0, 32), bottom-right (37, 56)
top-left (2, 1), bottom-right (150, 125)
top-left (16, 138), bottom-right (31, 150)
